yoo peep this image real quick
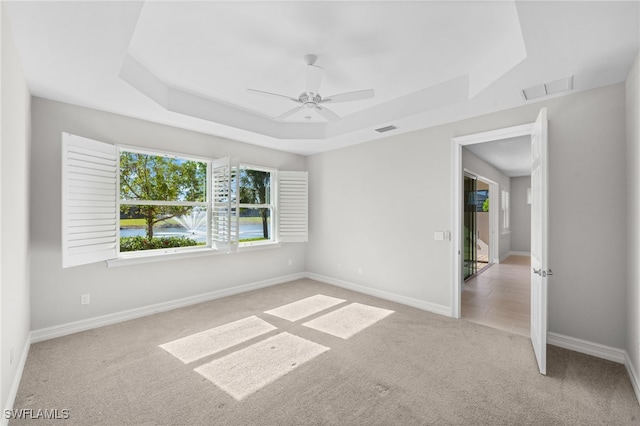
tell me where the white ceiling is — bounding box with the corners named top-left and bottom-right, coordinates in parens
top-left (465, 136), bottom-right (532, 177)
top-left (4, 1), bottom-right (639, 155)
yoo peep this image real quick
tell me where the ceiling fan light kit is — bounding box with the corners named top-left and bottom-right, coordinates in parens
top-left (247, 54), bottom-right (375, 123)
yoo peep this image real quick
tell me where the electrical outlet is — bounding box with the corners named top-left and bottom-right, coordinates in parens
top-left (80, 294), bottom-right (90, 305)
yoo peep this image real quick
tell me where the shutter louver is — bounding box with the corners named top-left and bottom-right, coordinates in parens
top-left (211, 157), bottom-right (239, 252)
top-left (278, 171), bottom-right (308, 243)
top-left (62, 133), bottom-right (118, 267)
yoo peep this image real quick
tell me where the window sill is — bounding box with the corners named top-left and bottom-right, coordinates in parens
top-left (106, 243), bottom-right (281, 268)
top-left (239, 242), bottom-right (281, 252)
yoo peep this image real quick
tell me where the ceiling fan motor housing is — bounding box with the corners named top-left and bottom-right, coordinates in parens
top-left (299, 93), bottom-right (322, 107)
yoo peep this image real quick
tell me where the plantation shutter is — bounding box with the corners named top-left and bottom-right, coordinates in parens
top-left (211, 157), bottom-right (239, 252)
top-left (501, 190), bottom-right (510, 231)
top-left (277, 171), bottom-right (308, 243)
top-left (62, 133), bottom-right (118, 267)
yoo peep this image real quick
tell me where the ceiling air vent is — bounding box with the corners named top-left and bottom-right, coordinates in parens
top-left (375, 125), bottom-right (397, 133)
top-left (522, 76), bottom-right (573, 101)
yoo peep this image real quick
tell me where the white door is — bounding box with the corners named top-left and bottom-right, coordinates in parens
top-left (530, 108), bottom-right (549, 375)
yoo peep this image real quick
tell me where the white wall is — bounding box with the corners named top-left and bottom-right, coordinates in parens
top-left (510, 176), bottom-right (531, 253)
top-left (29, 98), bottom-right (307, 331)
top-left (462, 148), bottom-right (511, 261)
top-left (626, 52), bottom-right (640, 386)
top-left (1, 6), bottom-right (31, 415)
top-left (306, 127), bottom-right (453, 312)
top-left (307, 83), bottom-right (628, 349)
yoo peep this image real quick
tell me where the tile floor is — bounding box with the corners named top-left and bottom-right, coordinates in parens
top-left (462, 255), bottom-right (531, 337)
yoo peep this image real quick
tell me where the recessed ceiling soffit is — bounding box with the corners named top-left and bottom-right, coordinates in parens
top-left (119, 1), bottom-right (527, 140)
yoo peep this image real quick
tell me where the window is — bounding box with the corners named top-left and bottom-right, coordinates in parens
top-left (119, 148), bottom-right (209, 254)
top-left (501, 189), bottom-right (510, 233)
top-left (61, 133), bottom-right (308, 268)
top-left (239, 166), bottom-right (274, 246)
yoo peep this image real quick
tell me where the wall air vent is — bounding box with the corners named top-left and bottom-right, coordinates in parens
top-left (522, 76), bottom-right (573, 101)
top-left (375, 125), bottom-right (397, 133)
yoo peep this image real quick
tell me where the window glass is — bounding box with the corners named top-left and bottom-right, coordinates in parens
top-left (239, 168), bottom-right (273, 244)
top-left (119, 150), bottom-right (208, 252)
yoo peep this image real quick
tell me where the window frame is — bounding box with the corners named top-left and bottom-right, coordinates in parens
top-left (238, 164), bottom-right (277, 248)
top-left (117, 145), bottom-right (212, 258)
top-left (62, 133), bottom-right (307, 268)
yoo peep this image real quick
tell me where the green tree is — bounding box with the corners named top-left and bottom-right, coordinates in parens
top-left (482, 198), bottom-right (490, 212)
top-left (120, 152), bottom-right (206, 239)
top-left (240, 169), bottom-right (271, 239)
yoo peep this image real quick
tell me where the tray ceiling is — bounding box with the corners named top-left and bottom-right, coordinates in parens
top-left (4, 1), bottom-right (639, 155)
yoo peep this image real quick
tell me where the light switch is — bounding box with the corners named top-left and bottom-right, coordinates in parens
top-left (434, 232), bottom-right (444, 241)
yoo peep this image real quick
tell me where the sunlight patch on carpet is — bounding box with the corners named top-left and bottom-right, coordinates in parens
top-left (302, 303), bottom-right (394, 339)
top-left (159, 315), bottom-right (276, 364)
top-left (194, 332), bottom-right (329, 401)
top-left (264, 294), bottom-right (346, 322)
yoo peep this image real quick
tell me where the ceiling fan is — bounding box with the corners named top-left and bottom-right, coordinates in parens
top-left (247, 54), bottom-right (374, 122)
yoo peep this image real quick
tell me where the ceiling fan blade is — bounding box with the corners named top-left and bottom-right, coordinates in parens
top-left (322, 89), bottom-right (375, 103)
top-left (315, 105), bottom-right (341, 122)
top-left (305, 64), bottom-right (324, 94)
top-left (247, 88), bottom-right (299, 103)
top-left (274, 106), bottom-right (304, 121)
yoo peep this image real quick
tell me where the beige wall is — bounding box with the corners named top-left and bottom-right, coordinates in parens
top-left (626, 51), bottom-right (640, 390)
top-left (307, 83), bottom-right (628, 349)
top-left (29, 98), bottom-right (307, 331)
top-left (462, 149), bottom-right (511, 261)
top-left (510, 176), bottom-right (531, 253)
top-left (477, 212), bottom-right (490, 246)
top-left (476, 180), bottom-right (490, 245)
top-left (1, 6), bottom-right (31, 414)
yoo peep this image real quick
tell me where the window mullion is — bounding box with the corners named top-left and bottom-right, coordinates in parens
top-left (119, 200), bottom-right (207, 207)
top-left (239, 203), bottom-right (272, 209)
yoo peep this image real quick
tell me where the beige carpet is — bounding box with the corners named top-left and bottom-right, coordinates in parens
top-left (11, 279), bottom-right (640, 425)
top-left (195, 332), bottom-right (329, 401)
top-left (264, 294), bottom-right (345, 322)
top-left (160, 315), bottom-right (276, 364)
top-left (302, 302), bottom-right (394, 339)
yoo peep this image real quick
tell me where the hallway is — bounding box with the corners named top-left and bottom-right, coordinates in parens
top-left (462, 255), bottom-right (531, 337)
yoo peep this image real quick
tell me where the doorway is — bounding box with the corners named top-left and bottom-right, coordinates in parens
top-left (463, 173), bottom-right (492, 280)
top-left (451, 109), bottom-right (549, 374)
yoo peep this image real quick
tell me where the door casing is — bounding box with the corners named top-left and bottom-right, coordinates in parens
top-left (450, 123), bottom-right (535, 319)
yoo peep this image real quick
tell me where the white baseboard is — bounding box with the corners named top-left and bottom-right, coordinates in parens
top-left (624, 352), bottom-right (640, 405)
top-left (547, 332), bottom-right (626, 364)
top-left (31, 272), bottom-right (305, 343)
top-left (305, 272), bottom-right (451, 317)
top-left (547, 332), bottom-right (640, 404)
top-left (2, 334), bottom-right (31, 426)
top-left (499, 251), bottom-right (531, 263)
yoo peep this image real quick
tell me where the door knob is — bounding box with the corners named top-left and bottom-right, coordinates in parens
top-left (533, 268), bottom-right (553, 277)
